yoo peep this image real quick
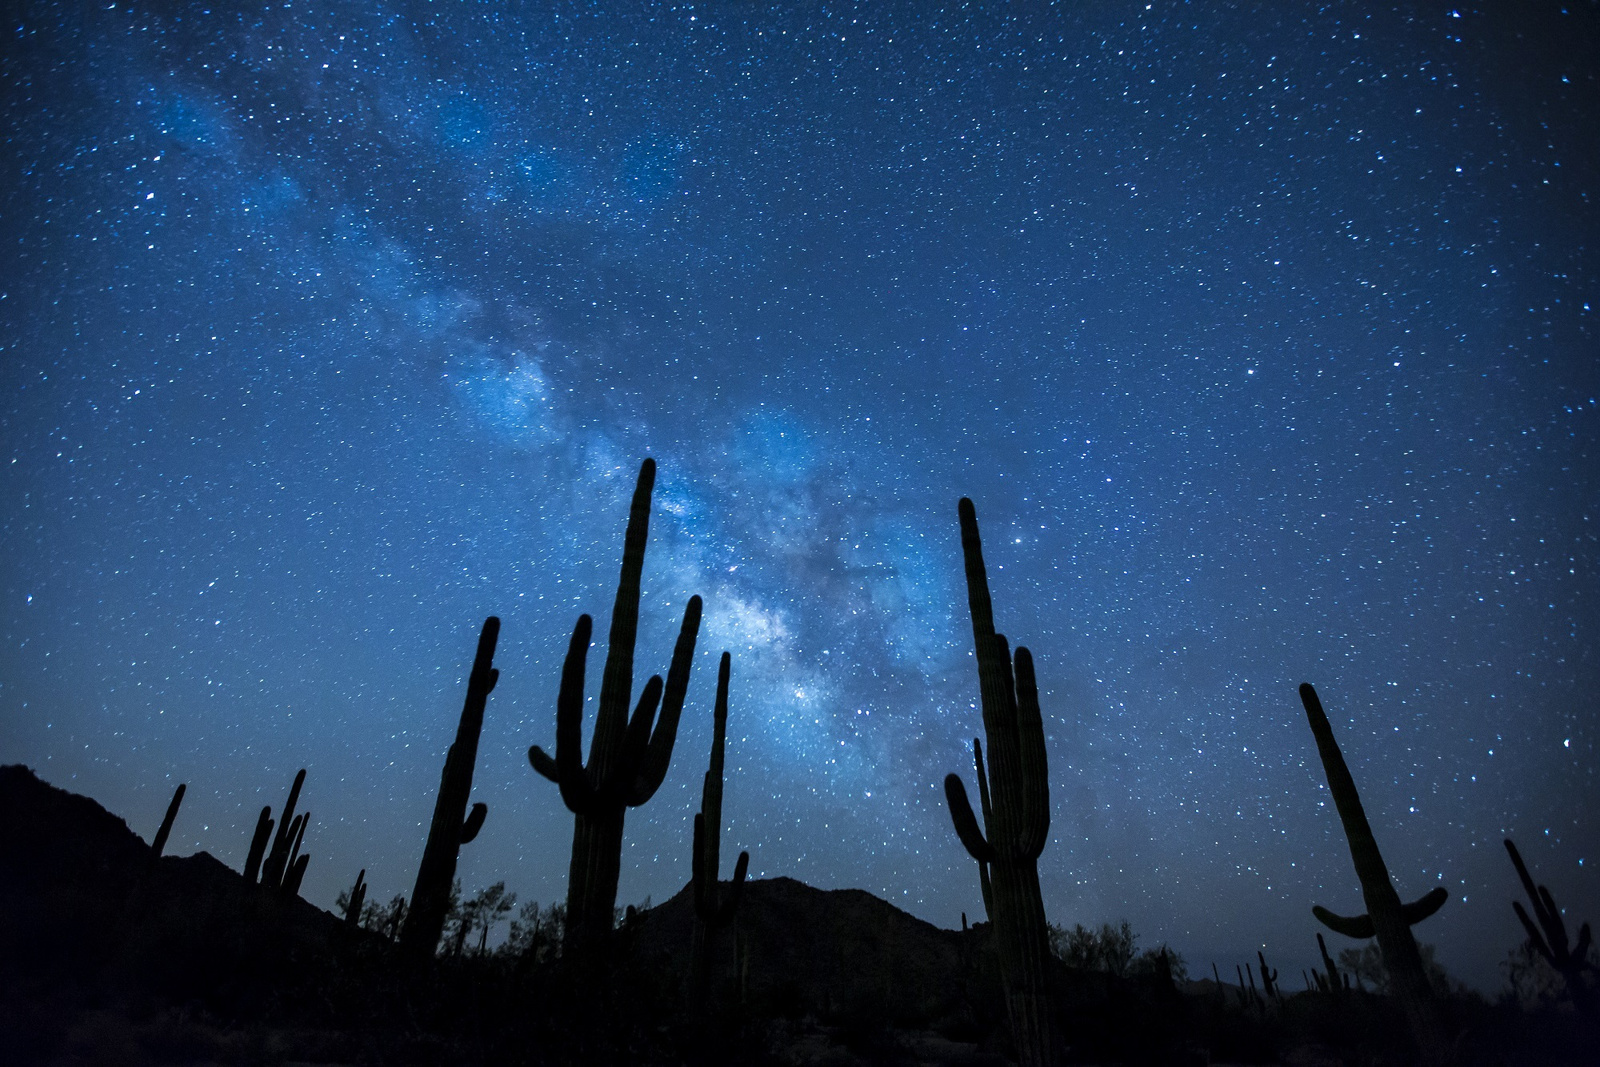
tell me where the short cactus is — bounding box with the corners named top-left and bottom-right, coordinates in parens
top-left (344, 869), bottom-right (368, 928)
top-left (400, 616), bottom-right (501, 960)
top-left (243, 805), bottom-right (272, 883)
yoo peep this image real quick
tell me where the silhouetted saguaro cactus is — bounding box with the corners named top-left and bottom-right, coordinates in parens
top-left (260, 769), bottom-right (307, 889)
top-left (690, 653), bottom-right (750, 1009)
top-left (1258, 951), bottom-right (1279, 1001)
top-left (1505, 837), bottom-right (1597, 1017)
top-left (1315, 932), bottom-right (1344, 994)
top-left (151, 783), bottom-right (185, 856)
top-left (529, 458), bottom-right (703, 960)
top-left (400, 617), bottom-right (500, 960)
top-left (1298, 683), bottom-right (1451, 1063)
top-left (942, 497), bottom-right (1060, 1067)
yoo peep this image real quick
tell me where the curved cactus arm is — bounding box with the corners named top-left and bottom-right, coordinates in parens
top-left (1313, 905), bottom-right (1375, 939)
top-left (529, 746), bottom-right (558, 782)
top-left (1403, 887), bottom-right (1448, 925)
top-left (552, 614), bottom-right (599, 814)
top-left (244, 806), bottom-right (273, 883)
top-left (629, 596), bottom-right (704, 804)
top-left (944, 774), bottom-right (996, 863)
top-left (1013, 646), bottom-right (1050, 859)
top-left (617, 675), bottom-right (664, 803)
top-left (152, 783), bottom-right (186, 856)
top-left (460, 802), bottom-right (488, 844)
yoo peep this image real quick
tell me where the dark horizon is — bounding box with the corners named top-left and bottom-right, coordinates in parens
top-left (2, 3), bottom-right (1595, 995)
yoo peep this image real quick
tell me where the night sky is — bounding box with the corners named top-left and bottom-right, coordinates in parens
top-left (2, 3), bottom-right (1595, 992)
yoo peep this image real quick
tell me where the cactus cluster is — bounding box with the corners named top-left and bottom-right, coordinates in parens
top-left (942, 497), bottom-right (1060, 1067)
top-left (242, 768), bottom-right (312, 895)
top-left (529, 458), bottom-right (703, 958)
top-left (400, 616), bottom-right (500, 960)
top-left (1505, 837), bottom-right (1596, 1016)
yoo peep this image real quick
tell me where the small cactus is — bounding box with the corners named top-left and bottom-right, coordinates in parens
top-left (1257, 950), bottom-right (1279, 1001)
top-left (688, 656), bottom-right (751, 1009)
top-left (400, 616), bottom-right (501, 960)
top-left (151, 783), bottom-right (185, 856)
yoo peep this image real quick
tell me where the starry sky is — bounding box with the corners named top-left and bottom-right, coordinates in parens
top-left (2, 2), bottom-right (1595, 992)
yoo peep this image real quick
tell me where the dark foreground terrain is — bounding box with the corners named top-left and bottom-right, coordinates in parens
top-left (0, 765), bottom-right (1589, 1065)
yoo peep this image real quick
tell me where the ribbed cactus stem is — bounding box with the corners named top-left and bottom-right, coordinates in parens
top-left (942, 498), bottom-right (1060, 1067)
top-left (243, 806), bottom-right (272, 883)
top-left (151, 782), bottom-right (185, 857)
top-left (401, 616), bottom-right (501, 960)
top-left (528, 459), bottom-right (703, 960)
top-left (1299, 683), bottom-right (1451, 1063)
top-left (690, 654), bottom-right (750, 1009)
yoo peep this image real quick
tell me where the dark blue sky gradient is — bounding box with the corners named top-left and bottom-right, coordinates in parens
top-left (2, 2), bottom-right (1595, 990)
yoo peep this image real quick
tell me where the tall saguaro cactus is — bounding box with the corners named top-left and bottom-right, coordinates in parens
top-left (942, 497), bottom-right (1060, 1067)
top-left (529, 458), bottom-right (703, 959)
top-left (1298, 683), bottom-right (1451, 1063)
top-left (690, 652), bottom-right (751, 1009)
top-left (401, 616), bottom-right (501, 959)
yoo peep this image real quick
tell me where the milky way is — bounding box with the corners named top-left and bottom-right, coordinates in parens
top-left (2, 3), bottom-right (1594, 990)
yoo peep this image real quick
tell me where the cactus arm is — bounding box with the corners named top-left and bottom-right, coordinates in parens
top-left (528, 747), bottom-right (558, 781)
top-left (1298, 685), bottom-right (1396, 903)
top-left (553, 615), bottom-right (599, 813)
top-left (629, 596), bottom-right (705, 803)
top-left (284, 852), bottom-right (309, 896)
top-left (1312, 905), bottom-right (1375, 939)
top-left (152, 783), bottom-right (186, 856)
top-left (944, 774), bottom-right (997, 864)
top-left (616, 676), bottom-right (664, 802)
top-left (1512, 901), bottom-right (1554, 960)
top-left (262, 768), bottom-right (307, 888)
top-left (243, 806), bottom-right (273, 883)
top-left (1012, 647), bottom-right (1050, 859)
top-left (1404, 887), bottom-right (1448, 925)
top-left (973, 738), bottom-right (995, 918)
top-left (460, 802), bottom-right (488, 844)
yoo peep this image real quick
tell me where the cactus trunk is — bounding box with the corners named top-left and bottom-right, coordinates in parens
top-left (151, 782), bottom-right (185, 856)
top-left (690, 653), bottom-right (749, 1011)
top-left (1299, 683), bottom-right (1451, 1064)
top-left (401, 616), bottom-right (501, 960)
top-left (942, 498), bottom-right (1060, 1067)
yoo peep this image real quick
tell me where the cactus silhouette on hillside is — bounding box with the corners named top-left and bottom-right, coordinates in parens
top-left (151, 782), bottom-right (185, 856)
top-left (1298, 683), bottom-right (1451, 1063)
top-left (400, 616), bottom-right (500, 960)
top-left (258, 768), bottom-right (306, 890)
top-left (529, 458), bottom-right (703, 960)
top-left (1504, 837), bottom-right (1597, 1017)
top-left (343, 869), bottom-right (368, 928)
top-left (942, 497), bottom-right (1061, 1067)
top-left (690, 652), bottom-right (751, 1010)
